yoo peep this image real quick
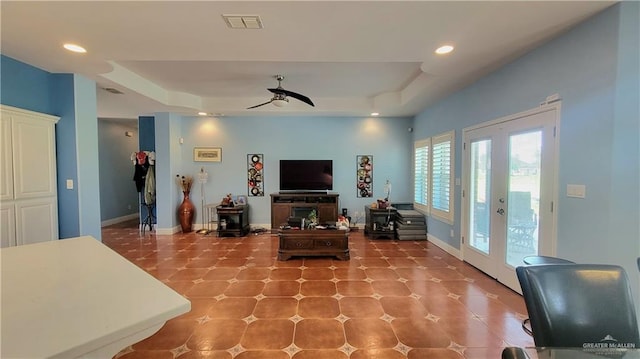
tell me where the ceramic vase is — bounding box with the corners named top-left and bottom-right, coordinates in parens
top-left (178, 191), bottom-right (195, 233)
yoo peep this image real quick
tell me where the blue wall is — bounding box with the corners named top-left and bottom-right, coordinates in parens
top-left (139, 116), bottom-right (156, 152)
top-left (72, 75), bottom-right (102, 239)
top-left (0, 55), bottom-right (52, 113)
top-left (162, 115), bottom-right (413, 229)
top-left (98, 120), bottom-right (139, 221)
top-left (154, 112), bottom-right (183, 231)
top-left (50, 74), bottom-right (81, 238)
top-left (606, 0), bottom-right (639, 271)
top-left (413, 3), bottom-right (639, 307)
top-left (1, 55), bottom-right (102, 240)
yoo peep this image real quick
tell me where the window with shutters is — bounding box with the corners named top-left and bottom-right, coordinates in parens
top-left (413, 138), bottom-right (430, 214)
top-left (431, 132), bottom-right (454, 222)
top-left (413, 130), bottom-right (454, 223)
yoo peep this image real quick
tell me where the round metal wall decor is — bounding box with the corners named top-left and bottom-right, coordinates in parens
top-left (356, 155), bottom-right (373, 197)
top-left (247, 154), bottom-right (264, 196)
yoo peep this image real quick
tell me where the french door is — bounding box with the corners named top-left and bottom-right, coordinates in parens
top-left (462, 105), bottom-right (558, 292)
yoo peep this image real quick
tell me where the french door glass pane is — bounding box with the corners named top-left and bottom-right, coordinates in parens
top-left (469, 139), bottom-right (491, 254)
top-left (506, 130), bottom-right (542, 267)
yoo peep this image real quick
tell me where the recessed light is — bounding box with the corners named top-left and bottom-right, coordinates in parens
top-left (435, 45), bottom-right (454, 55)
top-left (371, 112), bottom-right (380, 116)
top-left (63, 43), bottom-right (87, 53)
top-left (198, 112), bottom-right (208, 116)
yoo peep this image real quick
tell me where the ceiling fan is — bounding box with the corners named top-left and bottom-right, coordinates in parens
top-left (247, 75), bottom-right (315, 109)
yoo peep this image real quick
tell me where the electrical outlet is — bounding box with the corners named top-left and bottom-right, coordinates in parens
top-left (127, 204), bottom-right (132, 210)
top-left (450, 229), bottom-right (454, 237)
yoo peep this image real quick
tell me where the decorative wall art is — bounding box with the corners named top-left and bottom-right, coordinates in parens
top-left (357, 155), bottom-right (373, 197)
top-left (194, 147), bottom-right (222, 162)
top-left (247, 154), bottom-right (264, 196)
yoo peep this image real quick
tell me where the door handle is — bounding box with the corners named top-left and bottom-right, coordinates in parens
top-left (496, 208), bottom-right (505, 215)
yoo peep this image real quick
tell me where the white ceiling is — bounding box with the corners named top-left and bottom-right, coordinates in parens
top-left (1, 1), bottom-right (615, 119)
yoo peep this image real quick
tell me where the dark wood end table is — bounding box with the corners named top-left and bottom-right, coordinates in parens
top-left (216, 205), bottom-right (250, 237)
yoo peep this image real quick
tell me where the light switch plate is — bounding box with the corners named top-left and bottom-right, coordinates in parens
top-left (66, 179), bottom-right (74, 190)
top-left (567, 184), bottom-right (586, 198)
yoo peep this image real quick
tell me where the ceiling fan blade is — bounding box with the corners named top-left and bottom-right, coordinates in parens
top-left (246, 100), bottom-right (273, 109)
top-left (268, 88), bottom-right (315, 107)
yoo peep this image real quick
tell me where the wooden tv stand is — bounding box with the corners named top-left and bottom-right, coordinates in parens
top-left (270, 192), bottom-right (339, 231)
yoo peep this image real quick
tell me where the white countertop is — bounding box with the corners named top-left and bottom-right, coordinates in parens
top-left (1, 236), bottom-right (191, 358)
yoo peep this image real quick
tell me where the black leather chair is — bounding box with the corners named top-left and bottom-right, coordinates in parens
top-left (501, 347), bottom-right (528, 359)
top-left (522, 255), bottom-right (574, 265)
top-left (516, 264), bottom-right (640, 348)
top-left (502, 347), bottom-right (640, 359)
top-left (520, 256), bottom-right (575, 336)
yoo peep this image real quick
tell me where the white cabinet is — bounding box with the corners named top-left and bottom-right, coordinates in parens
top-left (0, 202), bottom-right (16, 248)
top-left (15, 197), bottom-right (58, 246)
top-left (0, 105), bottom-right (59, 247)
top-left (1, 114), bottom-right (14, 201)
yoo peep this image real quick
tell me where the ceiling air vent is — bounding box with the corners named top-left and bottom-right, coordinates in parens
top-left (102, 87), bottom-right (124, 94)
top-left (222, 14), bottom-right (263, 29)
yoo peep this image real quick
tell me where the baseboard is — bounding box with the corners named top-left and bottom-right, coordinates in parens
top-left (427, 233), bottom-right (462, 260)
top-left (101, 213), bottom-right (139, 227)
top-left (152, 224), bottom-right (210, 235)
top-left (151, 223), bottom-right (279, 235)
top-left (250, 223), bottom-right (272, 232)
top-left (155, 226), bottom-right (180, 235)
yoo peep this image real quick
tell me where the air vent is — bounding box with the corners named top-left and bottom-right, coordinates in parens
top-left (222, 14), bottom-right (263, 29)
top-left (102, 87), bottom-right (124, 94)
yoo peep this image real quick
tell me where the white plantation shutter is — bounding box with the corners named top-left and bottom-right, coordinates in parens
top-left (432, 141), bottom-right (450, 210)
top-left (431, 132), bottom-right (454, 222)
top-left (414, 139), bottom-right (430, 211)
top-left (413, 131), bottom-right (454, 223)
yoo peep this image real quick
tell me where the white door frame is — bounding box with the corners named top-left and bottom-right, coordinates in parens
top-left (461, 103), bottom-right (561, 290)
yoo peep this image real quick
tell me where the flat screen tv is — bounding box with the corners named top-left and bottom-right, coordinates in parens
top-left (280, 160), bottom-right (333, 191)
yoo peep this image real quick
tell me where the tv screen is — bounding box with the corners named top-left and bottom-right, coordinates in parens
top-left (280, 160), bottom-right (333, 191)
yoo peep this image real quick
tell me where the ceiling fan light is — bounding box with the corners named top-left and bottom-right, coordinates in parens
top-left (272, 99), bottom-right (288, 107)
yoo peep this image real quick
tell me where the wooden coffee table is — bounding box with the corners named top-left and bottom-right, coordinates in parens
top-left (278, 229), bottom-right (349, 260)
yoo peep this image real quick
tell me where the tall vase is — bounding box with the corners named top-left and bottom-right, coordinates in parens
top-left (178, 191), bottom-right (195, 233)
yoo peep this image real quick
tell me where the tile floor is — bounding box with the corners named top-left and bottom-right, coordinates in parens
top-left (104, 222), bottom-right (533, 359)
